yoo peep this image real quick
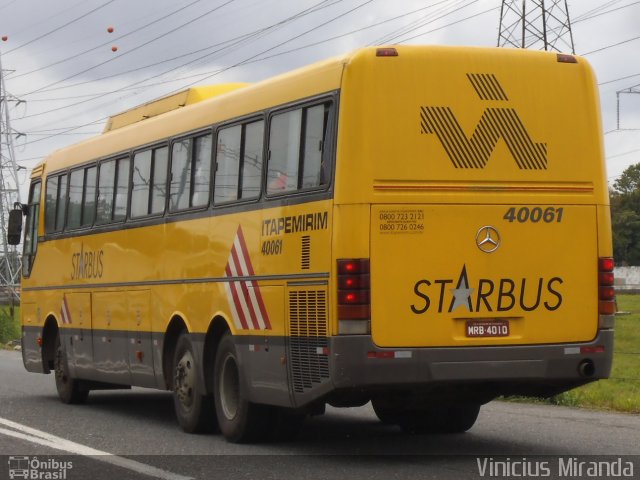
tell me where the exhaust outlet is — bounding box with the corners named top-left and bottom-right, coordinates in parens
top-left (578, 359), bottom-right (595, 378)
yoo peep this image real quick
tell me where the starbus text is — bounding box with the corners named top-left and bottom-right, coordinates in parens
top-left (410, 265), bottom-right (563, 314)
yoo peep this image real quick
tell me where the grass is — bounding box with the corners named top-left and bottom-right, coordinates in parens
top-left (505, 294), bottom-right (640, 414)
top-left (0, 304), bottom-right (20, 346)
top-left (544, 294), bottom-right (640, 413)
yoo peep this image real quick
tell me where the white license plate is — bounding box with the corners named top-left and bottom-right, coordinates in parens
top-left (465, 320), bottom-right (510, 338)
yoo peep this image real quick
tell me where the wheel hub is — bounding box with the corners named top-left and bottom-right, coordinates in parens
top-left (175, 351), bottom-right (195, 407)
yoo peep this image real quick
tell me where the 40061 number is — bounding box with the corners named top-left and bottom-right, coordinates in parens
top-left (503, 207), bottom-right (564, 224)
top-left (261, 239), bottom-right (283, 255)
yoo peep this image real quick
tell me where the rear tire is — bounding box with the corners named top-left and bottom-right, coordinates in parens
top-left (172, 333), bottom-right (217, 433)
top-left (213, 332), bottom-right (272, 443)
top-left (372, 399), bottom-right (404, 425)
top-left (398, 404), bottom-right (481, 434)
top-left (54, 332), bottom-right (89, 404)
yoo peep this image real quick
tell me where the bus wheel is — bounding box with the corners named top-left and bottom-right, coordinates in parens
top-left (54, 332), bottom-right (88, 404)
top-left (399, 404), bottom-right (481, 434)
top-left (371, 400), bottom-right (403, 425)
top-left (172, 333), bottom-right (216, 433)
top-left (213, 332), bottom-right (271, 443)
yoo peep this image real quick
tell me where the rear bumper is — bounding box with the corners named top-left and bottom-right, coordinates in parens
top-left (328, 329), bottom-right (613, 397)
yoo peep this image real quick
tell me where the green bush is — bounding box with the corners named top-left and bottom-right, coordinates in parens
top-left (0, 306), bottom-right (20, 344)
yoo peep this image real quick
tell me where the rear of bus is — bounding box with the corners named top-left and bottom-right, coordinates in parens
top-left (328, 46), bottom-right (614, 426)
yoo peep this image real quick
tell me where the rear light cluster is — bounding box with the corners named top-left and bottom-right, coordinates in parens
top-left (337, 259), bottom-right (370, 335)
top-left (598, 257), bottom-right (616, 316)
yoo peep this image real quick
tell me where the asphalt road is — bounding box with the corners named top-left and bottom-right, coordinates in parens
top-left (0, 349), bottom-right (638, 480)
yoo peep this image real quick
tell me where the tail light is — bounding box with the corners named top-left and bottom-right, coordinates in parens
top-left (598, 257), bottom-right (616, 319)
top-left (337, 259), bottom-right (370, 334)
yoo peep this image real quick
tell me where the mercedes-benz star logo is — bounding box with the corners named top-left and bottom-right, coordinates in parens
top-left (476, 226), bottom-right (501, 253)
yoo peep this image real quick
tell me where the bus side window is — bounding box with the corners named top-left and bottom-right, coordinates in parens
top-left (82, 166), bottom-right (97, 226)
top-left (214, 120), bottom-right (264, 205)
top-left (215, 125), bottom-right (241, 204)
top-left (132, 150), bottom-right (152, 218)
top-left (241, 120), bottom-right (264, 199)
top-left (132, 146), bottom-right (169, 218)
top-left (44, 172), bottom-right (68, 233)
top-left (44, 176), bottom-right (58, 233)
top-left (55, 174), bottom-right (68, 231)
top-left (170, 139), bottom-right (192, 211)
top-left (67, 169), bottom-right (84, 229)
top-left (302, 104), bottom-right (329, 189)
top-left (22, 180), bottom-right (41, 277)
top-left (267, 109), bottom-right (301, 194)
top-left (97, 159), bottom-right (116, 224)
top-left (113, 157), bottom-right (130, 221)
top-left (170, 135), bottom-right (212, 211)
top-left (151, 147), bottom-right (168, 214)
top-left (267, 101), bottom-right (331, 195)
top-left (192, 135), bottom-right (212, 207)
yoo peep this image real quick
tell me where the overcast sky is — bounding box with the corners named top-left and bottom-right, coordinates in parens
top-left (1, 0), bottom-right (639, 199)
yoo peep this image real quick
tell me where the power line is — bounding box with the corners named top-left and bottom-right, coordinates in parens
top-left (17, 0), bottom-right (492, 136)
top-left (20, 0), bottom-right (340, 97)
top-left (14, 0), bottom-right (341, 126)
top-left (19, 0), bottom-right (449, 100)
top-left (600, 72), bottom-right (640, 87)
top-left (21, 0), bottom-right (238, 98)
top-left (8, 0), bottom-right (208, 80)
top-left (573, 0), bottom-right (640, 23)
top-left (582, 34), bottom-right (640, 56)
top-left (396, 5), bottom-right (498, 45)
top-left (167, 0), bottom-right (377, 91)
top-left (3, 0), bottom-right (118, 55)
top-left (17, 0), bottom-right (352, 135)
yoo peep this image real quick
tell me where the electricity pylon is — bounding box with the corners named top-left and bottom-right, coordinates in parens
top-left (0, 51), bottom-right (23, 304)
top-left (498, 0), bottom-right (575, 54)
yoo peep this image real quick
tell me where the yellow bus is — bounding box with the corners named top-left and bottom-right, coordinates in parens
top-left (11, 45), bottom-right (615, 443)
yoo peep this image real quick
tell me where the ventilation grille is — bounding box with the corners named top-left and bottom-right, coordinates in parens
top-left (301, 236), bottom-right (311, 270)
top-left (288, 289), bottom-right (329, 394)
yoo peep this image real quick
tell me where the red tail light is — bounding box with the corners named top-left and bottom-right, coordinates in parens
top-left (337, 258), bottom-right (370, 334)
top-left (598, 257), bottom-right (616, 316)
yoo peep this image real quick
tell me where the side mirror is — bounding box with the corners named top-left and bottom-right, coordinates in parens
top-left (8, 207), bottom-right (24, 245)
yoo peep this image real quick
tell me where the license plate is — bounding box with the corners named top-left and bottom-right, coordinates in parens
top-left (465, 320), bottom-right (510, 338)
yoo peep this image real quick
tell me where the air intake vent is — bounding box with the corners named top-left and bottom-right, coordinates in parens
top-left (301, 236), bottom-right (311, 270)
top-left (288, 289), bottom-right (329, 394)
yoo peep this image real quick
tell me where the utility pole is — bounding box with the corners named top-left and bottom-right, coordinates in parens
top-left (498, 0), bottom-right (575, 54)
top-left (0, 49), bottom-right (23, 306)
top-left (617, 85), bottom-right (640, 131)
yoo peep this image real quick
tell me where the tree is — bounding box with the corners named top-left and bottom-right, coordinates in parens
top-left (611, 163), bottom-right (640, 265)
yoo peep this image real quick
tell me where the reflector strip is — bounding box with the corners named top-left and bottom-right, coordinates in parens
top-left (60, 295), bottom-right (72, 325)
top-left (224, 226), bottom-right (272, 331)
top-left (367, 351), bottom-right (413, 359)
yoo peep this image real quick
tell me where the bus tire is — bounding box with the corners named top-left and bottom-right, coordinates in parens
top-left (172, 333), bottom-right (217, 433)
top-left (54, 332), bottom-right (89, 404)
top-left (399, 404), bottom-right (481, 434)
top-left (371, 400), bottom-right (403, 425)
top-left (213, 332), bottom-right (271, 443)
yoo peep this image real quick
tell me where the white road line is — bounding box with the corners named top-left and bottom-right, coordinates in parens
top-left (0, 417), bottom-right (193, 480)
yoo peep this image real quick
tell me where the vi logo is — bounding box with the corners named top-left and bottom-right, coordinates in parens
top-left (420, 73), bottom-right (547, 170)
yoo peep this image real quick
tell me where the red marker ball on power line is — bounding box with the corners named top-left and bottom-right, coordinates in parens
top-left (1, 36), bottom-right (7, 42)
top-left (111, 45), bottom-right (118, 52)
top-left (107, 26), bottom-right (114, 33)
